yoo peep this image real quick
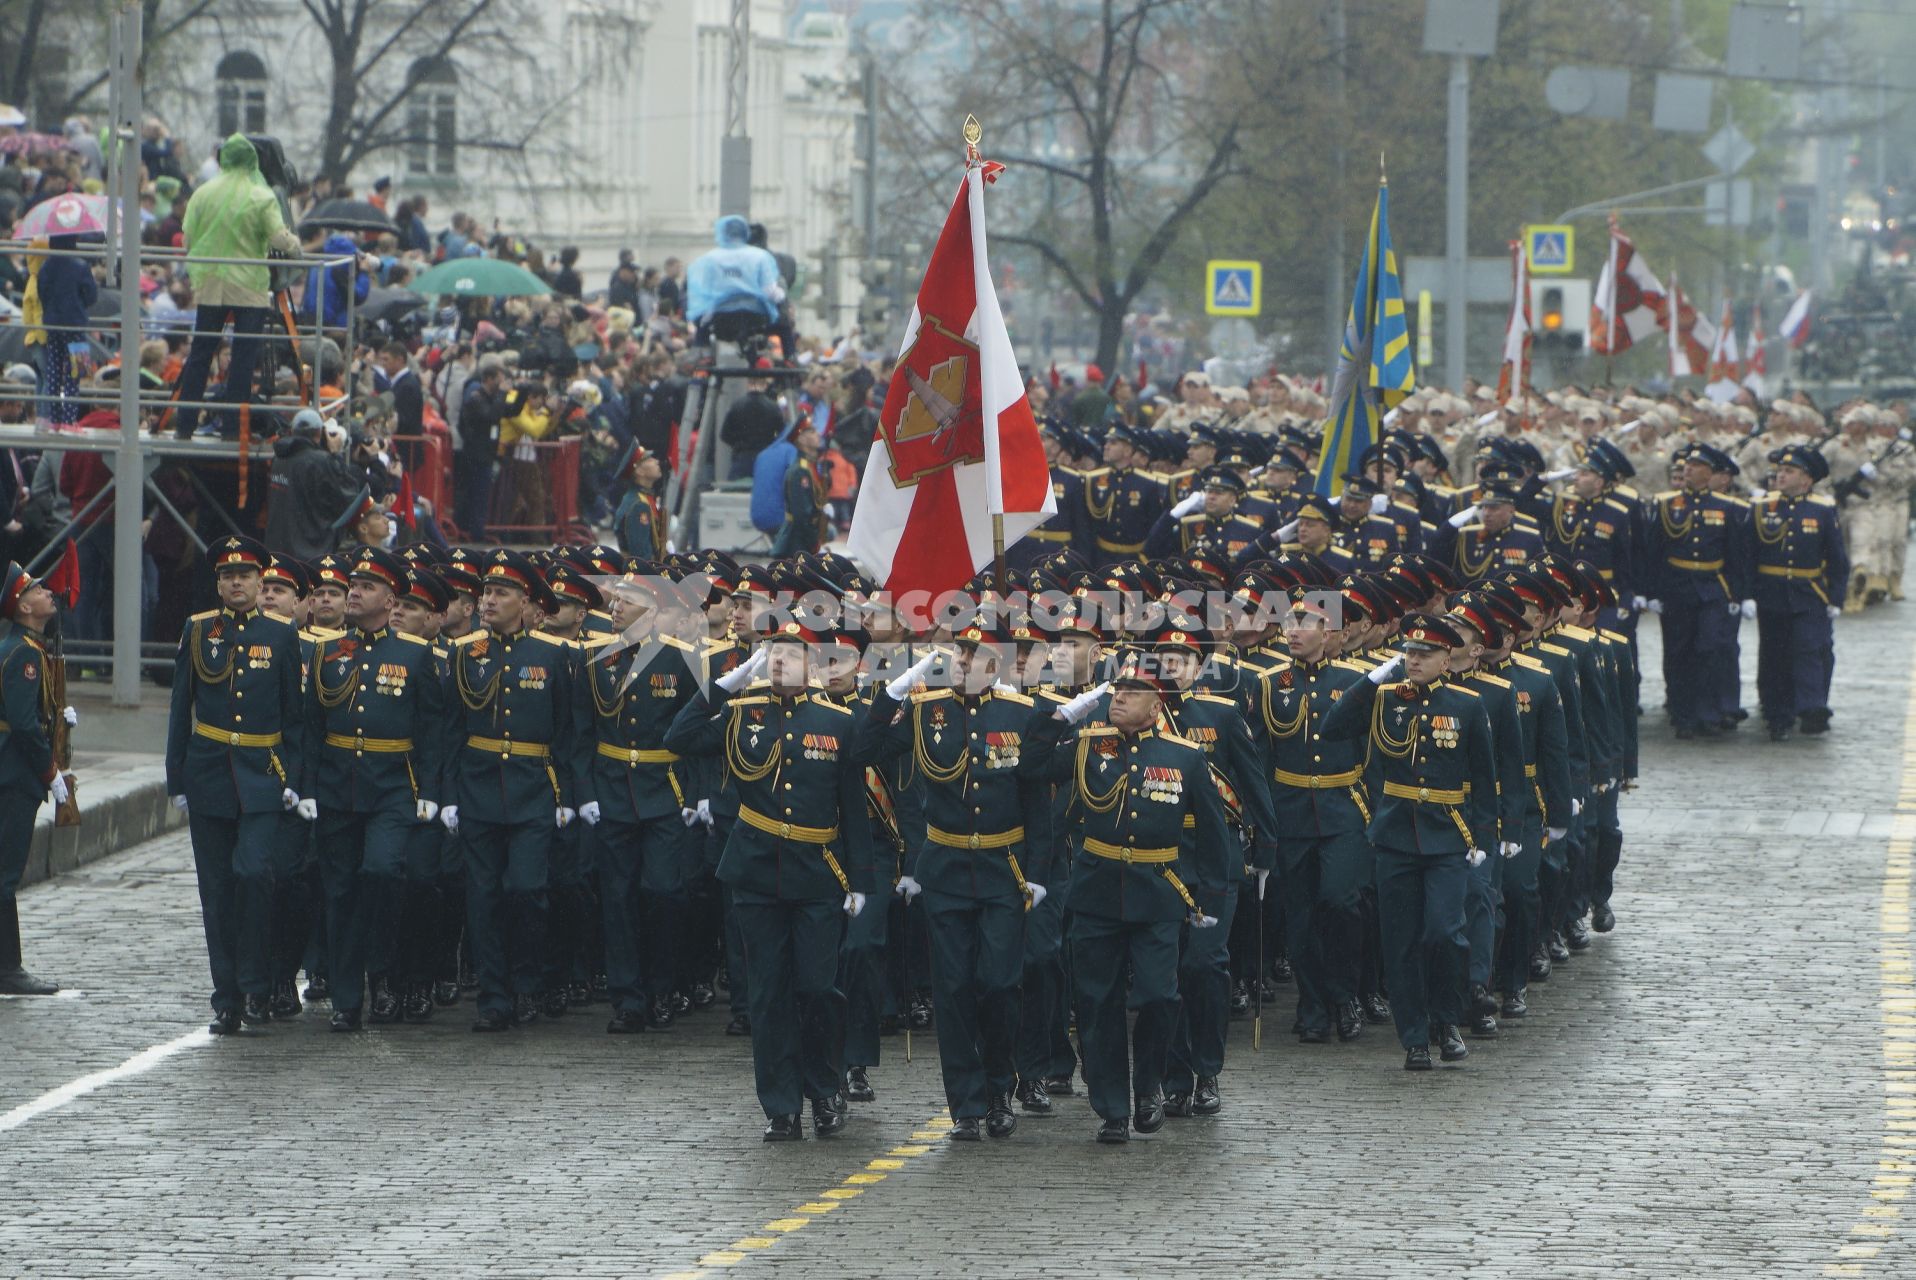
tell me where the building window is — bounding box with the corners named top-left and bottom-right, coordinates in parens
top-left (405, 57), bottom-right (458, 178)
top-left (215, 51), bottom-right (267, 138)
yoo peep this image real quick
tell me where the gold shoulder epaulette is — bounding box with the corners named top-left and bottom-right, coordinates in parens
top-left (1558, 624), bottom-right (1595, 641)
top-left (1458, 523), bottom-right (1485, 534)
top-left (656, 634), bottom-right (694, 652)
top-left (1719, 493), bottom-right (1749, 508)
top-left (432, 644), bottom-right (449, 659)
top-left (1537, 641), bottom-right (1570, 657)
top-left (1446, 683), bottom-right (1480, 698)
top-left (530, 629), bottom-right (574, 646)
top-left (1509, 652), bottom-right (1548, 671)
top-left (1655, 490), bottom-right (1680, 501)
top-left (578, 632), bottom-right (621, 650)
top-left (1192, 692), bottom-right (1237, 707)
top-left (452, 631), bottom-right (487, 647)
top-left (1471, 672), bottom-right (1511, 689)
top-left (909, 687), bottom-right (955, 704)
top-left (1809, 492), bottom-right (1837, 507)
top-left (1601, 497), bottom-right (1633, 514)
top-left (702, 637), bottom-right (737, 654)
top-left (1598, 629), bottom-right (1628, 644)
top-left (814, 698), bottom-right (854, 716)
top-left (308, 625), bottom-right (346, 641)
top-left (1330, 658), bottom-right (1370, 673)
top-left (589, 609), bottom-right (615, 623)
top-left (1157, 729), bottom-right (1199, 749)
top-left (993, 688), bottom-right (1035, 708)
top-left (1037, 687), bottom-right (1071, 704)
top-left (395, 631), bottom-right (428, 645)
top-left (190, 608), bottom-right (219, 622)
top-left (1081, 725), bottom-right (1119, 736)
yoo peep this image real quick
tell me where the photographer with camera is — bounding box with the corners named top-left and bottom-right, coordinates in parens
top-left (265, 408), bottom-right (369, 561)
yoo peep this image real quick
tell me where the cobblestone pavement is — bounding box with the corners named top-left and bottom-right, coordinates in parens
top-left (3, 608), bottom-right (1913, 1280)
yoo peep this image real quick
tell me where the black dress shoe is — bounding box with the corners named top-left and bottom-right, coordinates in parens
top-left (1297, 1025), bottom-right (1328, 1044)
top-left (1469, 1012), bottom-right (1499, 1038)
top-left (1043, 1073), bottom-right (1075, 1096)
top-left (1192, 1076), bottom-right (1221, 1115)
top-left (1469, 984), bottom-right (1497, 1018)
top-left (985, 1095), bottom-right (1017, 1138)
top-left (1800, 708), bottom-right (1832, 735)
top-left (845, 1067), bottom-right (875, 1103)
top-left (1268, 952), bottom-right (1293, 983)
top-left (512, 994), bottom-right (541, 1026)
top-left (1133, 1092), bottom-right (1166, 1135)
top-left (1591, 903), bottom-right (1616, 933)
top-left (830, 1090), bottom-right (849, 1117)
top-left (329, 1009), bottom-right (362, 1032)
top-left (1016, 1078), bottom-right (1051, 1114)
top-left (433, 980), bottom-right (460, 1007)
top-left (725, 1013), bottom-right (751, 1036)
top-left (948, 1116), bottom-right (982, 1141)
top-left (1163, 1090), bottom-right (1194, 1118)
top-left (1436, 1024), bottom-right (1469, 1061)
top-left (1500, 991), bottom-right (1528, 1018)
top-left (403, 985), bottom-right (435, 1022)
top-left (1545, 931), bottom-right (1571, 964)
top-left (811, 1097), bottom-right (845, 1138)
top-left (1096, 1117), bottom-right (1129, 1144)
top-left (1404, 1045), bottom-right (1433, 1071)
top-left (1767, 721), bottom-right (1793, 742)
top-left (368, 977), bottom-right (399, 1023)
top-left (541, 990), bottom-right (569, 1019)
top-left (606, 1009), bottom-right (646, 1033)
top-left (1361, 993), bottom-right (1392, 1024)
top-left (457, 961), bottom-right (479, 992)
top-left (471, 1010), bottom-right (514, 1032)
top-left (0, 966), bottom-right (60, 995)
top-left (1336, 1002), bottom-right (1364, 1041)
top-left (269, 978), bottom-right (301, 1019)
top-left (907, 994), bottom-right (933, 1030)
top-left (1229, 982), bottom-right (1250, 1016)
top-left (689, 981), bottom-right (716, 1010)
top-left (1565, 920), bottom-right (1592, 951)
top-left (208, 1008), bottom-right (243, 1036)
top-left (565, 981), bottom-right (593, 1008)
top-left (1529, 948), bottom-right (1553, 981)
top-left (242, 993), bottom-right (273, 1026)
top-left (303, 976), bottom-right (330, 1003)
top-left (763, 1114), bottom-right (803, 1142)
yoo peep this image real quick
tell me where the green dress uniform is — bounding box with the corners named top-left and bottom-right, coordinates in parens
top-left (1250, 650), bottom-right (1376, 1039)
top-left (694, 636), bottom-right (752, 1024)
top-left (573, 628), bottom-right (698, 1023)
top-left (1015, 684), bottom-right (1079, 1100)
top-left (1025, 699), bottom-right (1232, 1132)
top-left (448, 619), bottom-right (577, 1023)
top-left (397, 635), bottom-right (456, 1013)
top-left (1489, 652), bottom-right (1571, 1002)
top-left (304, 609), bottom-right (445, 1023)
top-left (165, 601), bottom-right (307, 1019)
top-left (0, 626), bottom-right (61, 989)
top-left (1587, 627), bottom-right (1638, 925)
top-left (664, 663), bottom-right (875, 1127)
top-left (1457, 663), bottom-right (1525, 1010)
top-left (858, 677), bottom-right (1049, 1126)
top-left (1536, 620), bottom-right (1618, 947)
top-left (1159, 687), bottom-right (1280, 1108)
top-left (1319, 632), bottom-right (1498, 1058)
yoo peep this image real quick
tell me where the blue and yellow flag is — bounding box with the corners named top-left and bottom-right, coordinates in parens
top-left (1315, 178), bottom-right (1415, 497)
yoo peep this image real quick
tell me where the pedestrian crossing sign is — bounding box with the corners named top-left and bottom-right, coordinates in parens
top-left (1205, 260), bottom-right (1262, 316)
top-left (1525, 225), bottom-right (1574, 275)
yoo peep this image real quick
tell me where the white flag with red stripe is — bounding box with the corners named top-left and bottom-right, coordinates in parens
top-left (1744, 305), bottom-right (1768, 397)
top-left (1663, 273), bottom-right (1714, 378)
top-left (847, 165), bottom-right (1053, 602)
top-left (1495, 238), bottom-right (1530, 403)
top-left (1704, 296), bottom-right (1744, 402)
top-left (1590, 217), bottom-right (1667, 355)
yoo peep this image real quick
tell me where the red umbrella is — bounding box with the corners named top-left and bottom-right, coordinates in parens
top-left (13, 193), bottom-right (115, 239)
top-left (0, 132), bottom-right (72, 156)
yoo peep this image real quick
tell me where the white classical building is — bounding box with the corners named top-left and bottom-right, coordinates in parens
top-left (140, 0), bottom-right (866, 333)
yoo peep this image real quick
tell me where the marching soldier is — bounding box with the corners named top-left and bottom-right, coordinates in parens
top-left (1145, 465), bottom-right (1262, 561)
top-left (539, 562), bottom-right (606, 1014)
top-left (1008, 421), bottom-right (1090, 572)
top-left (1025, 650), bottom-right (1232, 1143)
top-left (0, 563), bottom-right (71, 996)
top-left (1084, 423), bottom-right (1166, 568)
top-left (304, 546), bottom-right (445, 1031)
top-left (1429, 483), bottom-right (1545, 582)
top-left (389, 564), bottom-right (455, 1021)
top-left (1318, 613), bottom-right (1498, 1070)
top-left (1329, 474), bottom-right (1411, 568)
top-left (612, 444), bottom-right (669, 560)
top-left (666, 620), bottom-right (875, 1141)
top-left (258, 554), bottom-right (320, 1018)
top-left (445, 550), bottom-right (577, 1031)
top-left (1645, 444), bottom-right (1753, 738)
top-left (164, 537), bottom-right (306, 1032)
top-left (1546, 438), bottom-right (1639, 635)
top-left (1755, 445), bottom-right (1849, 740)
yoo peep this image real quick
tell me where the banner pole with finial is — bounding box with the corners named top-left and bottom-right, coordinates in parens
top-left (967, 113), bottom-right (1010, 599)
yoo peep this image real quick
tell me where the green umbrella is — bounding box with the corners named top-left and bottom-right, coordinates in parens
top-left (410, 257), bottom-right (553, 298)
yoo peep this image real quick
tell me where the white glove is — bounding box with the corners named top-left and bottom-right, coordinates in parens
top-left (579, 801), bottom-right (601, 826)
top-left (1255, 868), bottom-right (1270, 900)
top-left (416, 799), bottom-right (439, 824)
top-left (170, 794), bottom-right (188, 815)
top-left (1499, 840), bottom-right (1522, 859)
top-left (696, 798), bottom-right (713, 826)
top-left (556, 807), bottom-right (576, 829)
top-left (281, 787), bottom-right (299, 811)
top-left (716, 647), bottom-right (766, 693)
top-left (1447, 504), bottom-right (1481, 529)
top-left (1187, 910), bottom-right (1220, 929)
top-left (1058, 681), bottom-right (1111, 725)
top-left (1026, 882), bottom-right (1048, 910)
top-left (1646, 599), bottom-right (1663, 615)
top-left (1631, 595), bottom-right (1649, 611)
top-left (1749, 486), bottom-right (1768, 499)
top-left (1369, 492), bottom-right (1390, 514)
top-left (1466, 848), bottom-right (1487, 867)
top-left (843, 891), bottom-right (867, 918)
top-left (885, 650), bottom-right (939, 700)
top-left (1273, 519), bottom-right (1299, 543)
top-left (894, 875), bottom-right (923, 901)
top-left (1170, 491), bottom-right (1204, 518)
top-left (1861, 462), bottom-right (1879, 479)
top-left (296, 798), bottom-right (318, 821)
top-left (1571, 798), bottom-right (1583, 817)
top-left (50, 773), bottom-right (69, 806)
top-left (1827, 605), bottom-right (1842, 620)
top-left (1547, 826), bottom-right (1567, 842)
top-left (680, 806), bottom-right (699, 826)
top-left (1543, 468), bottom-right (1577, 483)
top-left (440, 804), bottom-right (460, 832)
top-left (62, 705), bottom-right (77, 727)
top-left (1740, 599), bottom-right (1757, 619)
top-left (1367, 653), bottom-right (1405, 685)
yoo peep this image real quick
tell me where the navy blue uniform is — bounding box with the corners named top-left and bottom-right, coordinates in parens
top-left (1752, 489), bottom-right (1848, 732)
top-left (0, 628), bottom-right (59, 983)
top-left (1084, 466), bottom-right (1166, 568)
top-left (1647, 486), bottom-right (1754, 734)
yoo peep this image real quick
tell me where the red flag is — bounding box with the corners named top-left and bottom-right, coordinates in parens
top-left (46, 538), bottom-right (80, 609)
top-left (1746, 306), bottom-right (1769, 377)
top-left (846, 166), bottom-right (1054, 609)
top-left (397, 470), bottom-right (418, 529)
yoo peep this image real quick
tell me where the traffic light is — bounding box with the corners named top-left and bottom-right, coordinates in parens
top-left (1539, 286), bottom-right (1565, 335)
top-left (1530, 278), bottom-right (1590, 351)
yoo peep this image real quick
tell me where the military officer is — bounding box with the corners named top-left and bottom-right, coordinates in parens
top-left (1546, 438), bottom-right (1640, 634)
top-left (1755, 444), bottom-right (1849, 740)
top-left (612, 443), bottom-right (669, 560)
top-left (538, 562), bottom-right (607, 1015)
top-left (1429, 483), bottom-right (1545, 582)
top-left (303, 546), bottom-right (445, 1031)
top-left (1084, 423), bottom-right (1167, 568)
top-left (1645, 443), bottom-right (1754, 739)
top-left (389, 564), bottom-right (455, 1021)
top-left (574, 569), bottom-right (698, 1034)
top-left (445, 550), bottom-right (577, 1031)
top-left (666, 620), bottom-right (875, 1141)
top-left (308, 553), bottom-right (349, 631)
top-left (1318, 613), bottom-right (1498, 1070)
top-left (1145, 465), bottom-right (1262, 562)
top-left (164, 536), bottom-right (307, 1032)
top-left (1025, 650), bottom-right (1233, 1144)
top-left (0, 563), bottom-right (71, 996)
top-left (257, 554), bottom-right (319, 1017)
top-left (1330, 474), bottom-right (1412, 568)
top-left (859, 615), bottom-right (1048, 1141)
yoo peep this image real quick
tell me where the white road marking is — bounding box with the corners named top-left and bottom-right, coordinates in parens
top-left (0, 1028), bottom-right (209, 1133)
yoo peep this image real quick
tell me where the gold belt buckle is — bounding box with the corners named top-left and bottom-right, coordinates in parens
top-left (228, 731), bottom-right (241, 746)
top-left (1121, 847), bottom-right (1134, 864)
top-left (1310, 774), bottom-right (1321, 787)
top-left (968, 833), bottom-right (982, 850)
top-left (1418, 787), bottom-right (1430, 801)
top-left (778, 821), bottom-right (791, 838)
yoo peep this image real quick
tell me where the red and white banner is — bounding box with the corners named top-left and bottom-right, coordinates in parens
top-left (1495, 238), bottom-right (1530, 404)
top-left (1704, 296), bottom-right (1744, 403)
top-left (1744, 304), bottom-right (1769, 397)
top-left (1780, 289), bottom-right (1813, 348)
top-left (1591, 217), bottom-right (1667, 355)
top-left (846, 166), bottom-right (1053, 603)
top-left (1664, 272), bottom-right (1714, 378)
